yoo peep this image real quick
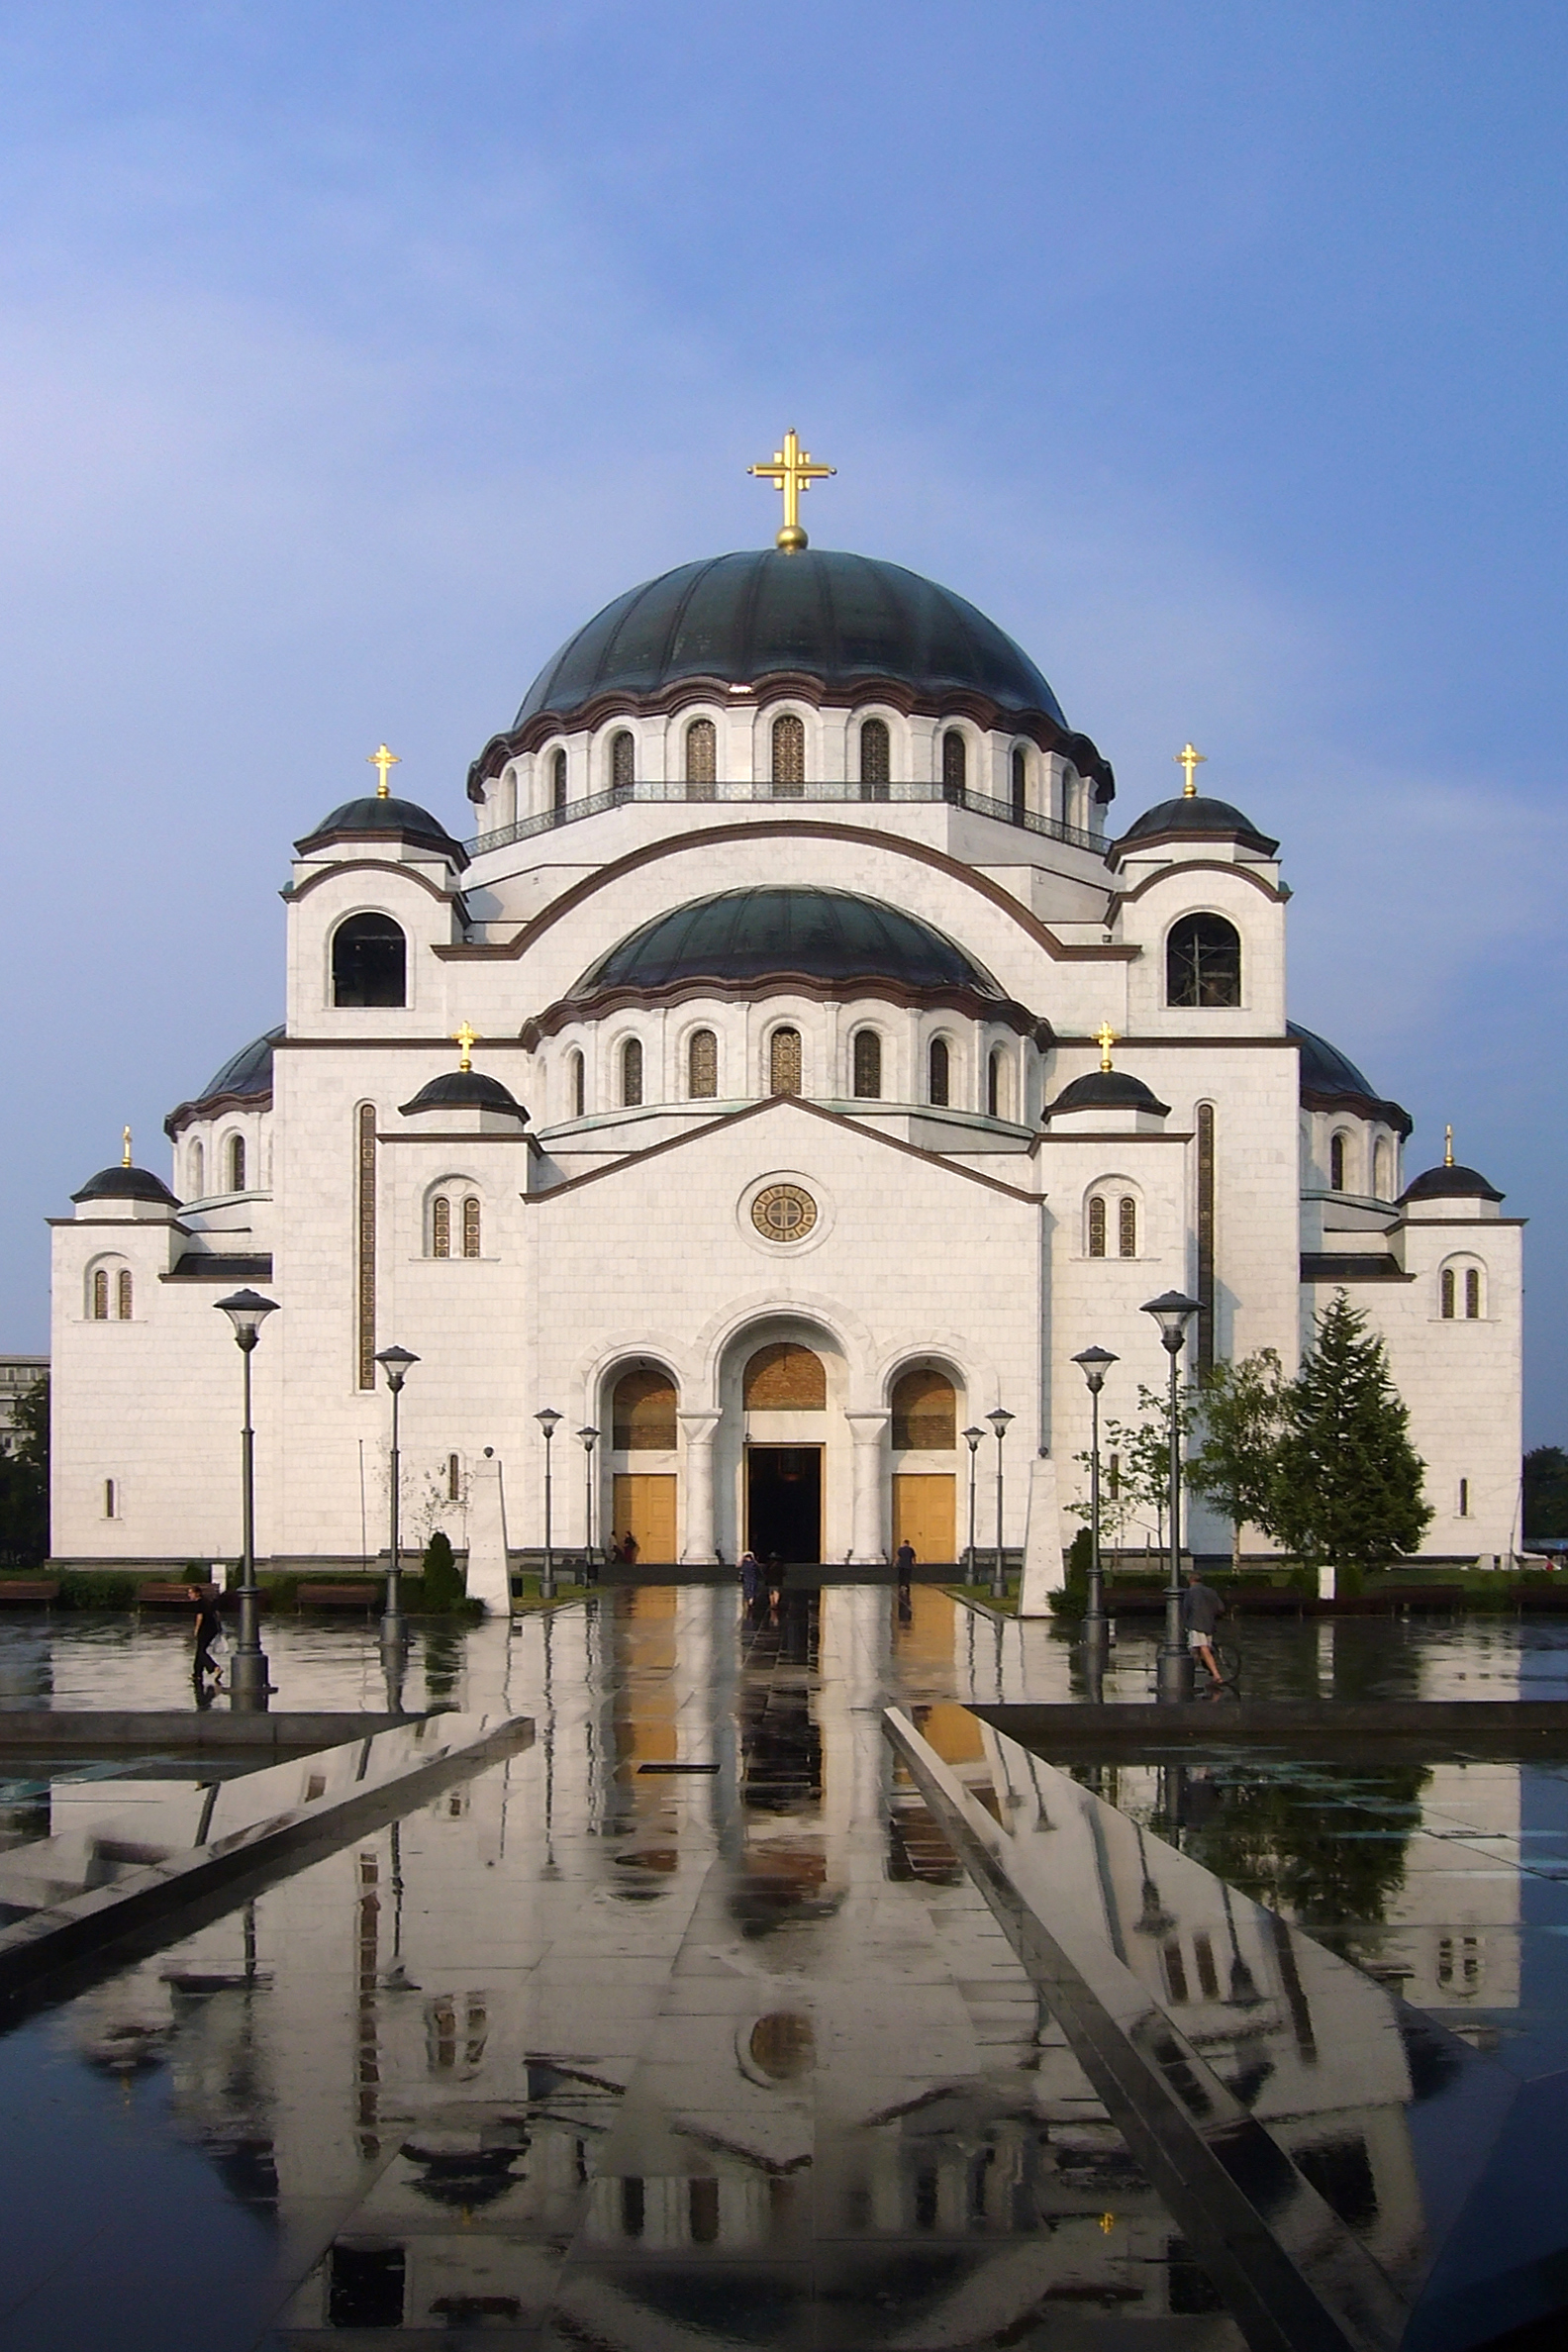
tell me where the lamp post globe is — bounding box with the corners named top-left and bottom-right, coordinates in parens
top-left (962, 1427), bottom-right (983, 1581)
top-left (578, 1425), bottom-right (599, 1585)
top-left (536, 1408), bottom-right (563, 1597)
top-left (1071, 1345), bottom-right (1119, 1676)
top-left (1140, 1293), bottom-right (1201, 1703)
top-left (986, 1408), bottom-right (1015, 1601)
top-left (374, 1344), bottom-right (420, 1698)
top-left (214, 1289), bottom-right (279, 1714)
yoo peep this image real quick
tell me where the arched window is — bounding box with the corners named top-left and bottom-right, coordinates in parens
top-left (1373, 1137), bottom-right (1391, 1199)
top-left (550, 747), bottom-right (568, 817)
top-left (1119, 1197), bottom-right (1137, 1258)
top-left (186, 1139), bottom-right (203, 1199)
top-left (569, 1049), bottom-right (585, 1120)
top-left (688, 1029), bottom-right (718, 1098)
top-left (891, 1368), bottom-right (956, 1450)
top-left (621, 1037), bottom-right (643, 1108)
top-left (116, 1268), bottom-right (133, 1320)
top-left (461, 1197), bottom-right (481, 1259)
top-left (852, 1029), bottom-right (882, 1099)
top-left (1440, 1266), bottom-right (1456, 1320)
top-left (940, 729), bottom-right (967, 804)
top-left (684, 719), bottom-right (717, 800)
top-left (769, 1027), bottom-right (801, 1095)
top-left (447, 1452), bottom-right (461, 1503)
top-left (929, 1036), bottom-right (950, 1107)
top-left (1466, 1267), bottom-right (1482, 1320)
top-left (228, 1133), bottom-right (246, 1192)
top-left (743, 1342), bottom-right (826, 1410)
top-left (771, 713), bottom-right (805, 796)
top-left (1166, 914), bottom-right (1241, 1009)
top-left (609, 730), bottom-right (635, 796)
top-left (1088, 1197), bottom-right (1107, 1257)
top-left (91, 1267), bottom-right (110, 1320)
top-left (1329, 1132), bottom-right (1347, 1192)
top-left (986, 1050), bottom-right (1002, 1119)
top-left (333, 912), bottom-right (407, 1008)
top-left (1011, 746), bottom-right (1028, 825)
top-left (432, 1196), bottom-right (450, 1258)
top-left (859, 718), bottom-right (891, 802)
top-left (613, 1366), bottom-right (678, 1449)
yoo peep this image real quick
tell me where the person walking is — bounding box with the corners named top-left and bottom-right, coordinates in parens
top-left (739, 1548), bottom-right (761, 1621)
top-left (189, 1581), bottom-right (224, 1690)
top-left (1181, 1567), bottom-right (1225, 1693)
top-left (895, 1538), bottom-right (916, 1596)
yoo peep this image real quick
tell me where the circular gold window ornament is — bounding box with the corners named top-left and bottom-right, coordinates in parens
top-left (751, 1182), bottom-right (818, 1243)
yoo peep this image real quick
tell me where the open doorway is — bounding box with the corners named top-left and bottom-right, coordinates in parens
top-left (746, 1445), bottom-right (823, 1563)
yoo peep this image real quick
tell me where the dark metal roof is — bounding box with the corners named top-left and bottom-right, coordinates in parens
top-left (71, 1164), bottom-right (179, 1208)
top-left (1114, 795), bottom-right (1279, 859)
top-left (399, 1069), bottom-right (528, 1121)
top-left (574, 886), bottom-right (1003, 1002)
top-left (1301, 1253), bottom-right (1413, 1284)
top-left (294, 795), bottom-right (467, 868)
top-left (165, 1253), bottom-right (274, 1282)
top-left (1290, 1022), bottom-right (1413, 1139)
top-left (1044, 1069), bottom-right (1170, 1119)
top-left (515, 549), bottom-right (1068, 732)
top-left (1400, 1163), bottom-right (1505, 1207)
top-left (164, 1025), bottom-right (283, 1140)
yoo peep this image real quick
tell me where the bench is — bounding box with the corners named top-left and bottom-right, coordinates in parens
top-left (0, 1579), bottom-right (60, 1604)
top-left (137, 1581), bottom-right (228, 1608)
top-left (297, 1583), bottom-right (379, 1610)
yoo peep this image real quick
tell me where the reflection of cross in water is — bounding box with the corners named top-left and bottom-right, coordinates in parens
top-left (1132, 1823), bottom-right (1177, 1937)
top-left (1221, 1876), bottom-right (1262, 2006)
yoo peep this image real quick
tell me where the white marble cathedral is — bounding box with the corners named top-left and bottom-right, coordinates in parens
top-left (49, 436), bottom-right (1524, 1580)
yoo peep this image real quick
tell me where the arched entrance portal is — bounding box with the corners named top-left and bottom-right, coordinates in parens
top-left (609, 1363), bottom-right (679, 1562)
top-left (743, 1342), bottom-right (826, 1562)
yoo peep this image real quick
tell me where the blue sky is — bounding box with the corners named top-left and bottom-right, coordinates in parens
top-left (2, 2), bottom-right (1564, 1438)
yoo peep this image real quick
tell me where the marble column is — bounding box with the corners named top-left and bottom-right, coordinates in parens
top-left (678, 1411), bottom-right (724, 1562)
top-left (845, 1411), bottom-right (890, 1564)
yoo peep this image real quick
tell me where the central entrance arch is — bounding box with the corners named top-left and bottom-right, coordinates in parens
top-left (743, 1340), bottom-right (826, 1562)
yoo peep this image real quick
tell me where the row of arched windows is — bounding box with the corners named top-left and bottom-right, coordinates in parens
top-left (1327, 1130), bottom-right (1394, 1199)
top-left (539, 720), bottom-right (1051, 812)
top-left (90, 1266), bottom-right (134, 1320)
top-left (608, 1357), bottom-right (959, 1446)
top-left (181, 1134), bottom-right (249, 1197)
top-left (1087, 1195), bottom-right (1139, 1257)
top-left (584, 1028), bottom-right (1017, 1114)
top-left (1440, 1264), bottom-right (1484, 1320)
top-left (430, 1192), bottom-right (482, 1259)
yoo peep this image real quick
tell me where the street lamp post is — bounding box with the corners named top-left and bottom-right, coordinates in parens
top-left (536, 1408), bottom-right (562, 1597)
top-left (987, 1407), bottom-right (1015, 1600)
top-left (578, 1425), bottom-right (599, 1585)
top-left (1072, 1346), bottom-right (1119, 1671)
top-left (374, 1345), bottom-right (419, 1693)
top-left (215, 1289), bottom-right (279, 1714)
top-left (962, 1426), bottom-right (983, 1579)
top-left (1141, 1292), bottom-right (1200, 1703)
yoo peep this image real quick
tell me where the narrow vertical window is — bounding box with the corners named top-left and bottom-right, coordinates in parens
top-left (1440, 1267), bottom-right (1456, 1319)
top-left (92, 1268), bottom-right (109, 1320)
top-left (1458, 1478), bottom-right (1470, 1518)
top-left (859, 718), bottom-right (890, 801)
top-left (551, 747), bottom-right (568, 816)
top-left (104, 1478), bottom-right (116, 1519)
top-left (356, 1102), bottom-right (377, 1388)
top-left (1011, 745), bottom-right (1028, 825)
top-left (1088, 1197), bottom-right (1107, 1257)
top-left (569, 1049), bottom-right (585, 1120)
top-left (229, 1134), bottom-right (246, 1191)
top-left (928, 1037), bottom-right (949, 1107)
top-left (986, 1050), bottom-right (1001, 1119)
top-left (1329, 1132), bottom-right (1346, 1192)
top-left (940, 730), bottom-right (967, 804)
top-left (1119, 1198), bottom-right (1137, 1258)
top-left (447, 1452), bottom-right (460, 1503)
top-left (769, 1027), bottom-right (802, 1096)
top-left (188, 1139), bottom-right (204, 1198)
top-left (462, 1197), bottom-right (481, 1258)
top-left (621, 1037), bottom-right (643, 1108)
top-left (609, 730), bottom-right (635, 796)
top-left (684, 719), bottom-right (717, 800)
top-left (688, 1029), bottom-right (718, 1099)
top-left (852, 1029), bottom-right (882, 1099)
top-left (1197, 1102), bottom-right (1216, 1373)
top-left (1465, 1267), bottom-right (1481, 1320)
top-left (116, 1268), bottom-right (133, 1320)
top-left (770, 713), bottom-right (805, 796)
top-left (1373, 1137), bottom-right (1390, 1199)
top-left (432, 1196), bottom-right (450, 1258)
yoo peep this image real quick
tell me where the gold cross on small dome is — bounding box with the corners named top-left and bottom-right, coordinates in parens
top-left (748, 428), bottom-right (834, 550)
top-left (122, 1125), bottom-right (133, 1167)
top-left (1445, 1124), bottom-right (1455, 1167)
top-left (1095, 1023), bottom-right (1117, 1073)
top-left (1175, 741), bottom-right (1207, 797)
top-left (452, 1023), bottom-right (477, 1073)
top-left (367, 742), bottom-right (400, 798)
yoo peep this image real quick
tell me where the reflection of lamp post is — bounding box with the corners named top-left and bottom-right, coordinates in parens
top-left (1072, 1346), bottom-right (1118, 1670)
top-left (962, 1426), bottom-right (983, 1579)
top-left (578, 1425), bottom-right (599, 1585)
top-left (987, 1407), bottom-right (1014, 1600)
top-left (536, 1407), bottom-right (562, 1598)
top-left (1141, 1291), bottom-right (1200, 1703)
top-left (215, 1288), bottom-right (278, 1713)
top-left (374, 1344), bottom-right (419, 1688)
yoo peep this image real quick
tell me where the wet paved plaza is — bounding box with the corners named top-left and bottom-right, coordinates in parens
top-left (2, 1592), bottom-right (1567, 2348)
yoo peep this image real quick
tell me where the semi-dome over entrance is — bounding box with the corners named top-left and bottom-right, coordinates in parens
top-left (574, 886), bottom-right (1006, 1003)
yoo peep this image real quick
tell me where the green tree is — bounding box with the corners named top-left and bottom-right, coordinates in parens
top-left (1187, 1349), bottom-right (1287, 1572)
top-left (1069, 1382), bottom-right (1195, 1554)
top-left (0, 1375), bottom-right (49, 1567)
top-left (1523, 1446), bottom-right (1568, 1541)
top-left (1270, 1293), bottom-right (1430, 1577)
top-left (420, 1527), bottom-right (465, 1611)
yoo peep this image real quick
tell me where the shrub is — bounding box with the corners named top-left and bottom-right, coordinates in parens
top-left (416, 1531), bottom-right (468, 1614)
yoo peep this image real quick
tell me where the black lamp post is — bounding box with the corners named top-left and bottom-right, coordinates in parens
top-left (962, 1425), bottom-right (983, 1579)
top-left (578, 1425), bottom-right (599, 1585)
top-left (536, 1408), bottom-right (562, 1597)
top-left (987, 1407), bottom-right (1015, 1599)
top-left (1072, 1345), bottom-right (1118, 1669)
top-left (1141, 1292), bottom-right (1200, 1703)
top-left (214, 1288), bottom-right (278, 1713)
top-left (374, 1344), bottom-right (419, 1690)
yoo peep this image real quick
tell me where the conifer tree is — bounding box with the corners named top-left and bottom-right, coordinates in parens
top-left (1270, 1292), bottom-right (1430, 1574)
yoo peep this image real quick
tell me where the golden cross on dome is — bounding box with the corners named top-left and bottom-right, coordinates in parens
top-left (367, 742), bottom-right (400, 799)
top-left (1095, 1022), bottom-right (1117, 1073)
top-left (747, 428), bottom-right (834, 550)
top-left (1175, 741), bottom-right (1207, 798)
top-left (453, 1022), bottom-right (477, 1073)
top-left (1445, 1124), bottom-right (1455, 1167)
top-left (122, 1126), bottom-right (133, 1168)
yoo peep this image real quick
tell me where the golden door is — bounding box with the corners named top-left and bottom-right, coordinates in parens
top-left (891, 1473), bottom-right (955, 1564)
top-left (611, 1473), bottom-right (677, 1563)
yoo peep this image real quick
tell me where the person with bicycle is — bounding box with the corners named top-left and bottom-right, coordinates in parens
top-left (1181, 1566), bottom-right (1225, 1694)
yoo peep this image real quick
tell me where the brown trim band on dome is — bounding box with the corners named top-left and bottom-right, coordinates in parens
top-left (165, 1085), bottom-right (274, 1141)
top-left (1110, 859), bottom-right (1288, 908)
top-left (1301, 1084), bottom-right (1413, 1140)
top-left (519, 973), bottom-right (1049, 1046)
top-left (282, 858), bottom-right (460, 907)
top-left (434, 820), bottom-right (1137, 967)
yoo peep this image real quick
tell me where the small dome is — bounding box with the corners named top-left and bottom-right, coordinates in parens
top-left (1044, 1069), bottom-right (1170, 1119)
top-left (71, 1163), bottom-right (179, 1207)
top-left (1114, 795), bottom-right (1278, 859)
top-left (1401, 1162), bottom-right (1504, 1207)
top-left (294, 795), bottom-right (467, 868)
top-left (164, 1025), bottom-right (283, 1140)
top-left (1291, 1022), bottom-right (1412, 1137)
top-left (399, 1069), bottom-right (528, 1121)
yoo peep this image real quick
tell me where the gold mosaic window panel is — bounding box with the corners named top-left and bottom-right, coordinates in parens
top-left (688, 1028), bottom-right (718, 1098)
top-left (613, 1366), bottom-right (679, 1450)
top-left (749, 1184), bottom-right (818, 1245)
top-left (769, 1028), bottom-right (802, 1096)
top-left (685, 718), bottom-right (717, 799)
top-left (743, 1339), bottom-right (826, 1409)
top-left (891, 1367), bottom-right (957, 1451)
top-left (771, 713), bottom-right (805, 795)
